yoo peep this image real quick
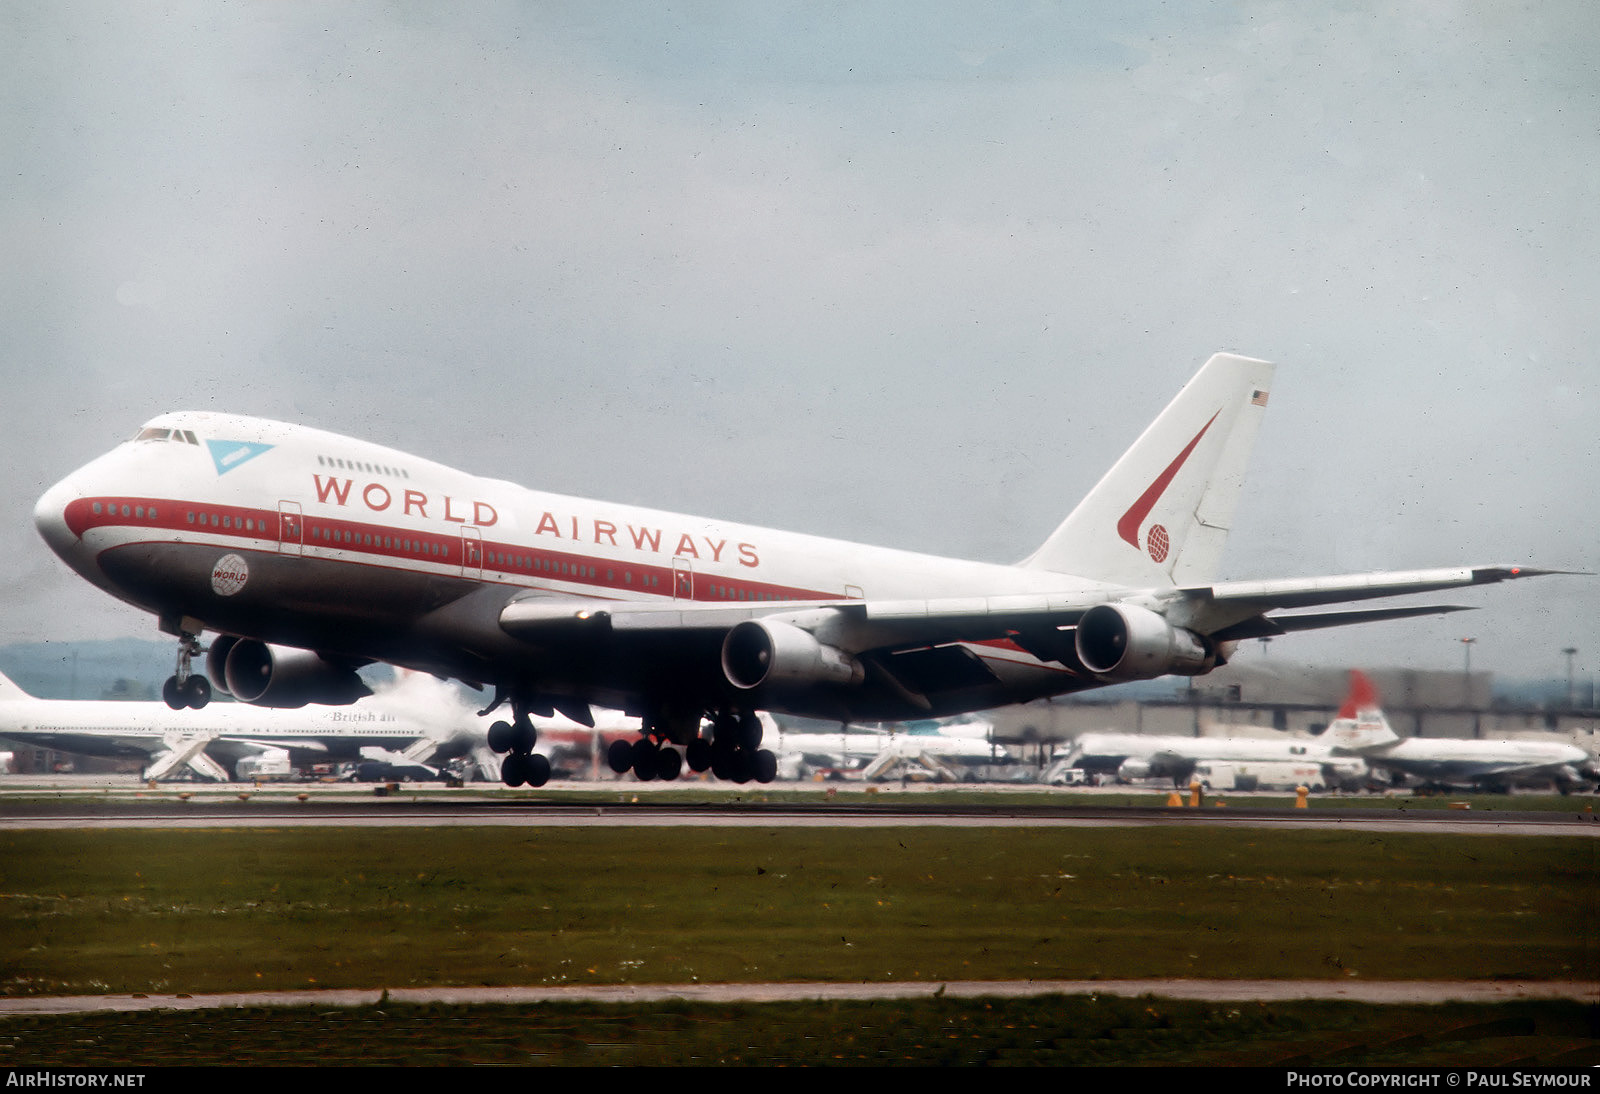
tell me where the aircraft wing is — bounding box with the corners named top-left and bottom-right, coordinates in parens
top-left (1164, 565), bottom-right (1565, 638)
top-left (501, 591), bottom-right (1089, 647)
top-left (493, 564), bottom-right (1557, 714)
top-left (500, 564), bottom-right (1551, 650)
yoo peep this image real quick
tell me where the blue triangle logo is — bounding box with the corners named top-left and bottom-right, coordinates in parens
top-left (207, 439), bottom-right (274, 476)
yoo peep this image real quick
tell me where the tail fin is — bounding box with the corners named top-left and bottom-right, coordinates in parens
top-left (0, 670), bottom-right (30, 701)
top-left (1322, 670), bottom-right (1400, 751)
top-left (1020, 352), bottom-right (1274, 586)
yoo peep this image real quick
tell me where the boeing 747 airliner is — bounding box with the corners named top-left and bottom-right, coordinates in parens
top-left (33, 353), bottom-right (1559, 786)
top-left (0, 669), bottom-right (464, 782)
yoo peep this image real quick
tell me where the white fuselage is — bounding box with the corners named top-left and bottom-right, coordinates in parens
top-left (1068, 731), bottom-right (1357, 781)
top-left (0, 672), bottom-right (458, 775)
top-left (34, 412), bottom-right (1114, 720)
top-left (1350, 737), bottom-right (1592, 787)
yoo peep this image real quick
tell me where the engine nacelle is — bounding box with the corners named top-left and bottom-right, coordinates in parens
top-left (1116, 758), bottom-right (1153, 781)
top-left (1074, 603), bottom-right (1215, 681)
top-left (204, 636), bottom-right (239, 697)
top-left (218, 639), bottom-right (373, 707)
top-left (721, 619), bottom-right (864, 692)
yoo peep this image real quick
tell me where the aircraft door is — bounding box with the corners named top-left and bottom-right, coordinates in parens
top-left (672, 556), bottom-right (693, 600)
top-left (278, 501), bottom-right (303, 556)
top-left (460, 527), bottom-right (483, 580)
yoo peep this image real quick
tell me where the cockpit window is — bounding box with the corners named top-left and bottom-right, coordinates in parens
top-left (131, 427), bottom-right (200, 445)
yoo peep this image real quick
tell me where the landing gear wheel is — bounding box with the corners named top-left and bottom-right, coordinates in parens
top-left (739, 710), bottom-right (763, 750)
top-left (753, 748), bottom-right (777, 784)
top-left (487, 720), bottom-right (514, 754)
top-left (608, 739), bottom-right (634, 775)
top-left (710, 712), bottom-right (738, 749)
top-left (655, 747), bottom-right (683, 782)
top-left (525, 753), bottom-right (551, 788)
top-left (509, 717), bottom-right (536, 754)
top-left (500, 753), bottom-right (528, 787)
top-left (184, 675), bottom-right (212, 709)
top-left (162, 676), bottom-right (185, 711)
top-left (686, 737), bottom-right (713, 773)
top-left (631, 738), bottom-right (658, 781)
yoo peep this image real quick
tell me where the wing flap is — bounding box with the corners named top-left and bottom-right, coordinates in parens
top-left (1209, 604), bottom-right (1476, 642)
top-left (499, 595), bottom-right (846, 637)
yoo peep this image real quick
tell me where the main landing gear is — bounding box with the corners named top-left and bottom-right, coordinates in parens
top-left (162, 632), bottom-right (212, 710)
top-left (485, 702), bottom-right (551, 788)
top-left (607, 709), bottom-right (778, 785)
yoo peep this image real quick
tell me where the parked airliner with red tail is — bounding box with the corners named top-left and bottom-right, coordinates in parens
top-left (33, 353), bottom-right (1558, 787)
top-left (1323, 669), bottom-right (1596, 792)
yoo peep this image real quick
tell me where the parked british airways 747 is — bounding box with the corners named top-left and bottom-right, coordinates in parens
top-left (32, 353), bottom-right (1558, 787)
top-left (1323, 670), bottom-right (1596, 792)
top-left (0, 669), bottom-right (461, 782)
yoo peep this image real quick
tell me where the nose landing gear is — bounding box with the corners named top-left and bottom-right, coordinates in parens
top-left (161, 632), bottom-right (212, 710)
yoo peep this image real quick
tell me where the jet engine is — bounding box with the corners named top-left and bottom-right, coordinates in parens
top-left (207, 636), bottom-right (372, 707)
top-left (721, 619), bottom-right (864, 691)
top-left (1116, 758), bottom-right (1153, 781)
top-left (1074, 603), bottom-right (1216, 681)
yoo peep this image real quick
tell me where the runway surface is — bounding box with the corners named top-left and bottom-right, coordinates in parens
top-left (2, 978), bottom-right (1594, 1017)
top-left (0, 789), bottom-right (1594, 835)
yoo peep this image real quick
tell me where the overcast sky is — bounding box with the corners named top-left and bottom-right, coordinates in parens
top-left (2, 2), bottom-right (1596, 683)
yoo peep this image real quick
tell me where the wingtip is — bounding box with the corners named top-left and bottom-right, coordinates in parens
top-left (1473, 565), bottom-right (1591, 582)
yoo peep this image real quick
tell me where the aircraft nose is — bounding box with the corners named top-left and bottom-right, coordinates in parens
top-left (34, 475), bottom-right (83, 559)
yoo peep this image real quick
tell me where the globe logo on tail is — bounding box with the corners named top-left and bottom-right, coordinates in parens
top-left (1116, 410), bottom-right (1219, 555)
top-left (1147, 524), bottom-right (1170, 563)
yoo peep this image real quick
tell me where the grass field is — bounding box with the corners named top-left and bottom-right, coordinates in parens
top-left (1, 825), bottom-right (1592, 995)
top-left (0, 821), bottom-right (1593, 1065)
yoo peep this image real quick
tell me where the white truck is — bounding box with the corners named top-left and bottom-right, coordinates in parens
top-left (1192, 760), bottom-right (1328, 792)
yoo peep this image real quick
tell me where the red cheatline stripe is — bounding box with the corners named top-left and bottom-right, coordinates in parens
top-left (67, 496), bottom-right (834, 604)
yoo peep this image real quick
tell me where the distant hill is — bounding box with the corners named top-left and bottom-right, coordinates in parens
top-left (0, 638), bottom-right (406, 703)
top-left (0, 639), bottom-right (176, 700)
